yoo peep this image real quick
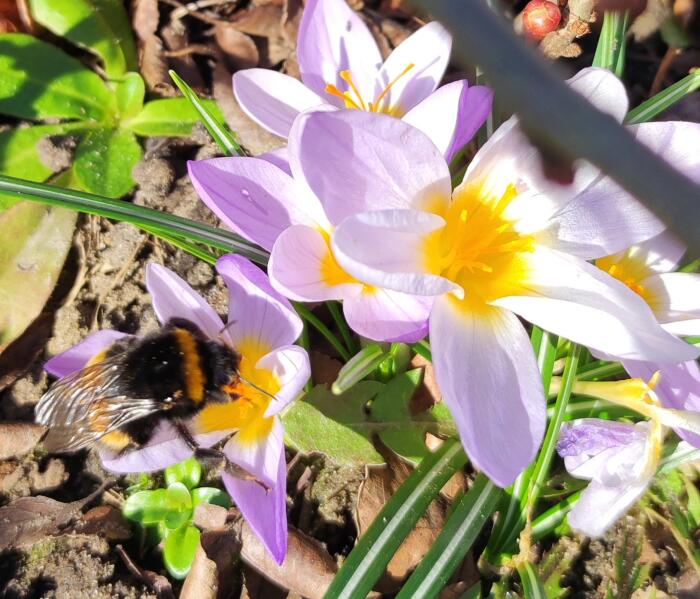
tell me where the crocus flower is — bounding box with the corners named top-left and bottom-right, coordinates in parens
top-left (557, 375), bottom-right (700, 537)
top-left (188, 119), bottom-right (444, 343)
top-left (317, 67), bottom-right (699, 487)
top-left (232, 0), bottom-right (492, 161)
top-left (43, 255), bottom-right (310, 563)
top-left (595, 231), bottom-right (700, 446)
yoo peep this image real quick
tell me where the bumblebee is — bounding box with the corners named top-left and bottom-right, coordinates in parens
top-left (36, 317), bottom-right (242, 459)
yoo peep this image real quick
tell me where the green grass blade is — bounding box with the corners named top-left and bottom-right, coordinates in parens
top-left (169, 70), bottom-right (245, 157)
top-left (0, 174), bottom-right (268, 265)
top-left (395, 474), bottom-right (501, 599)
top-left (328, 300), bottom-right (359, 355)
top-left (293, 302), bottom-right (351, 362)
top-left (626, 70), bottom-right (700, 125)
top-left (593, 11), bottom-right (630, 77)
top-left (517, 562), bottom-right (547, 599)
top-left (332, 344), bottom-right (388, 394)
top-left (323, 439), bottom-right (467, 599)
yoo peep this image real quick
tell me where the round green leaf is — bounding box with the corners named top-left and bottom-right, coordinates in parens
top-left (28, 0), bottom-right (137, 78)
top-left (124, 97), bottom-right (226, 137)
top-left (123, 489), bottom-right (169, 524)
top-left (165, 457), bottom-right (202, 490)
top-left (163, 482), bottom-right (193, 530)
top-left (163, 524), bottom-right (200, 580)
top-left (0, 33), bottom-right (115, 121)
top-left (192, 487), bottom-right (232, 509)
top-left (115, 73), bottom-right (145, 120)
top-left (73, 128), bottom-right (141, 198)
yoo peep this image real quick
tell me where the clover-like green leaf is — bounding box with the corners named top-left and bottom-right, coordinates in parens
top-left (123, 97), bottom-right (225, 137)
top-left (282, 382), bottom-right (385, 465)
top-left (163, 482), bottom-right (193, 530)
top-left (165, 457), bottom-right (202, 490)
top-left (28, 0), bottom-right (137, 79)
top-left (73, 128), bottom-right (142, 197)
top-left (163, 524), bottom-right (200, 580)
top-left (115, 73), bottom-right (145, 120)
top-left (123, 489), bottom-right (170, 524)
top-left (192, 487), bottom-right (232, 509)
top-left (370, 369), bottom-right (456, 463)
top-left (0, 33), bottom-right (115, 121)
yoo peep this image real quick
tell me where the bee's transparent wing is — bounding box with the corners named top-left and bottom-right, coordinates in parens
top-left (36, 358), bottom-right (163, 452)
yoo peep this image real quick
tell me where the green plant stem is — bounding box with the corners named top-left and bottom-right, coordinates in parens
top-left (517, 562), bottom-right (547, 598)
top-left (575, 359), bottom-right (625, 381)
top-left (411, 339), bottom-right (432, 362)
top-left (328, 300), bottom-right (358, 356)
top-left (323, 439), bottom-right (467, 599)
top-left (0, 174), bottom-right (269, 265)
top-left (293, 302), bottom-right (351, 362)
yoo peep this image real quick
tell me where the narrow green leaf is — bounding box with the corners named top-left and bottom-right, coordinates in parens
top-left (659, 440), bottom-right (700, 472)
top-left (0, 174), bottom-right (269, 264)
top-left (165, 457), bottom-right (202, 490)
top-left (517, 562), bottom-right (547, 599)
top-left (324, 439), bottom-right (467, 599)
top-left (124, 97), bottom-right (226, 137)
top-left (283, 382), bottom-right (385, 465)
top-left (332, 344), bottom-right (388, 395)
top-left (163, 524), bottom-right (200, 579)
top-left (0, 201), bottom-right (76, 351)
top-left (293, 302), bottom-right (351, 361)
top-left (593, 11), bottom-right (630, 77)
top-left (169, 70), bottom-right (244, 156)
top-left (115, 73), bottom-right (145, 120)
top-left (28, 0), bottom-right (137, 78)
top-left (73, 128), bottom-right (141, 197)
top-left (191, 487), bottom-right (232, 509)
top-left (370, 369), bottom-right (456, 463)
top-left (396, 474), bottom-right (501, 599)
top-left (0, 33), bottom-right (115, 121)
top-left (626, 70), bottom-right (700, 125)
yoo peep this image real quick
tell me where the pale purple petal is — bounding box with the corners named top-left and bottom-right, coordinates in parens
top-left (233, 69), bottom-right (325, 138)
top-left (342, 286), bottom-right (431, 343)
top-left (643, 272), bottom-right (700, 332)
top-left (375, 21), bottom-right (451, 114)
top-left (492, 247), bottom-right (699, 363)
top-left (259, 147), bottom-right (291, 176)
top-left (403, 81), bottom-right (493, 162)
top-left (289, 110), bottom-right (451, 224)
top-left (259, 346), bottom-right (310, 417)
top-left (216, 254), bottom-right (302, 349)
top-left (566, 67), bottom-right (629, 122)
top-left (568, 476), bottom-right (651, 538)
top-left (636, 231), bottom-right (687, 274)
top-left (223, 417), bottom-right (284, 490)
top-left (100, 421), bottom-right (193, 473)
top-left (297, 0), bottom-right (381, 102)
top-left (331, 209), bottom-right (459, 297)
top-left (557, 419), bottom-right (644, 457)
top-left (222, 441), bottom-right (287, 564)
top-left (429, 298), bottom-right (546, 487)
top-left (269, 224), bottom-right (362, 302)
top-left (188, 157), bottom-right (326, 252)
top-left (45, 330), bottom-right (129, 378)
top-left (146, 264), bottom-right (224, 339)
top-left (623, 359), bottom-right (700, 447)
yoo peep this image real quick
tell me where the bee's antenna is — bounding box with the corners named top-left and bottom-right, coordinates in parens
top-left (237, 373), bottom-right (278, 402)
top-left (217, 320), bottom-right (238, 343)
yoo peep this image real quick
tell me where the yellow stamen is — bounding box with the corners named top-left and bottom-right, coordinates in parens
top-left (324, 83), bottom-right (363, 110)
top-left (340, 70), bottom-right (367, 110)
top-left (370, 63), bottom-right (415, 114)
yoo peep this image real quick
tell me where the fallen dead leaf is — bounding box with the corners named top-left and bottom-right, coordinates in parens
top-left (0, 484), bottom-right (107, 550)
top-left (0, 0), bottom-right (20, 32)
top-left (281, 0), bottom-right (304, 44)
top-left (409, 353), bottom-right (442, 411)
top-left (74, 505), bottom-right (132, 541)
top-left (310, 350), bottom-right (343, 385)
top-left (0, 422), bottom-right (45, 459)
top-left (630, 0), bottom-right (672, 41)
top-left (215, 24), bottom-right (260, 70)
top-left (162, 22), bottom-right (204, 91)
top-left (132, 0), bottom-right (170, 91)
top-left (231, 5), bottom-right (283, 37)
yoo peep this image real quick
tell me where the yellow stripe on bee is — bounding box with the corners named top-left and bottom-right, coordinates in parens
top-left (174, 328), bottom-right (205, 403)
top-left (86, 349), bottom-right (110, 366)
top-left (99, 431), bottom-right (133, 451)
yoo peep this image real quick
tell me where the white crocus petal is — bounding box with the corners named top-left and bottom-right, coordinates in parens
top-left (568, 476), bottom-right (651, 538)
top-left (331, 209), bottom-right (460, 297)
top-left (375, 21), bottom-right (451, 114)
top-left (296, 0), bottom-right (381, 102)
top-left (223, 417), bottom-right (284, 489)
top-left (631, 231), bottom-right (686, 274)
top-left (269, 224), bottom-right (362, 302)
top-left (643, 272), bottom-right (700, 331)
top-left (233, 69), bottom-right (325, 138)
top-left (429, 298), bottom-right (546, 487)
top-left (492, 247), bottom-right (699, 363)
top-left (566, 67), bottom-right (629, 122)
top-left (259, 346), bottom-right (311, 417)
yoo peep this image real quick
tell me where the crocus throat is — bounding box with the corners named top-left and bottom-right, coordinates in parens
top-left (596, 249), bottom-right (655, 301)
top-left (196, 338), bottom-right (280, 444)
top-left (324, 65), bottom-right (415, 117)
top-left (423, 182), bottom-right (535, 308)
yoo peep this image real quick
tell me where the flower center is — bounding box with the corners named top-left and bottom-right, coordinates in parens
top-left (595, 249), bottom-right (654, 300)
top-left (196, 339), bottom-right (281, 443)
top-left (324, 64), bottom-right (415, 117)
top-left (424, 182), bottom-right (535, 307)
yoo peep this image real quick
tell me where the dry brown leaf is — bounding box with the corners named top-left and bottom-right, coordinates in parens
top-left (310, 350), bottom-right (343, 385)
top-left (162, 23), bottom-right (204, 90)
top-left (0, 0), bottom-right (20, 32)
top-left (630, 0), bottom-right (672, 40)
top-left (0, 485), bottom-right (106, 550)
top-left (236, 520), bottom-right (337, 599)
top-left (281, 0), bottom-right (304, 44)
top-left (356, 449), bottom-right (449, 591)
top-left (215, 25), bottom-right (259, 70)
top-left (231, 5), bottom-right (284, 37)
top-left (0, 422), bottom-right (45, 460)
top-left (409, 353), bottom-right (442, 411)
top-left (74, 505), bottom-right (132, 541)
top-left (132, 0), bottom-right (170, 91)
top-left (0, 313), bottom-right (52, 391)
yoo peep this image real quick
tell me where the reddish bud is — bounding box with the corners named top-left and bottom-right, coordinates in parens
top-left (522, 0), bottom-right (562, 40)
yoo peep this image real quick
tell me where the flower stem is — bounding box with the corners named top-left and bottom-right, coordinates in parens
top-left (292, 302), bottom-right (351, 362)
top-left (327, 300), bottom-right (358, 356)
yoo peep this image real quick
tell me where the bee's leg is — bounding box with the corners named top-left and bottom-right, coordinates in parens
top-left (173, 420), bottom-right (270, 492)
